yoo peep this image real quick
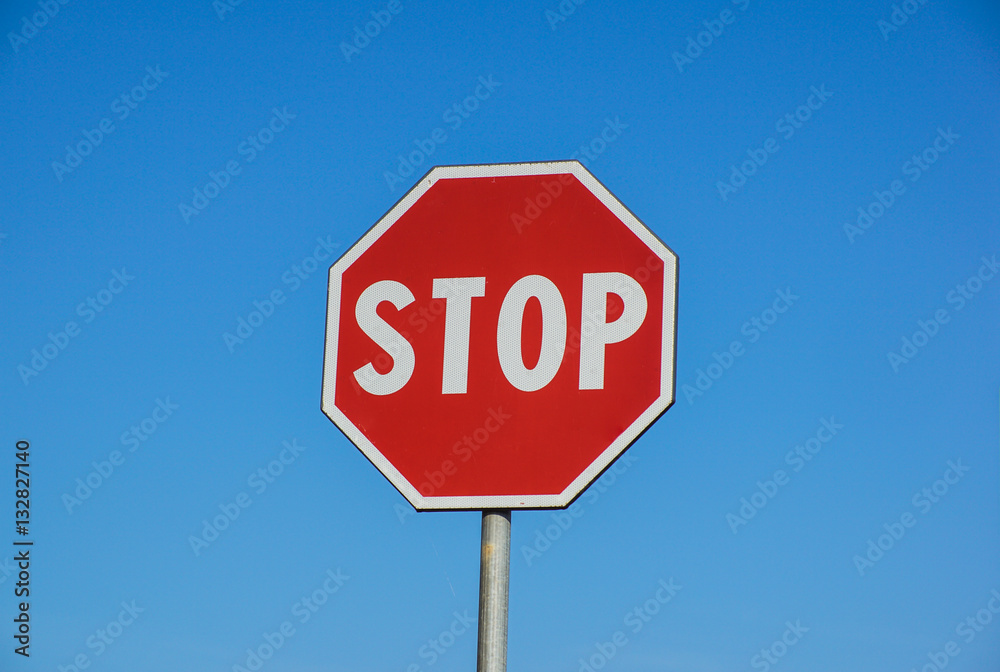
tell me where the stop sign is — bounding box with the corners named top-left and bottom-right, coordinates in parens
top-left (322, 161), bottom-right (677, 510)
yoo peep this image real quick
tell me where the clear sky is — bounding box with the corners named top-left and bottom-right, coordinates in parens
top-left (1, 0), bottom-right (998, 671)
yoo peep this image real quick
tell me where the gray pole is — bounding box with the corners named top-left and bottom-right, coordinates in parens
top-left (477, 509), bottom-right (511, 672)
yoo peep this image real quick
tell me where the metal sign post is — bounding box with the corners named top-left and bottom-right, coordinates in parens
top-left (477, 510), bottom-right (511, 672)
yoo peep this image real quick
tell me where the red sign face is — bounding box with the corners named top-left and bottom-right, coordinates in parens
top-left (322, 162), bottom-right (677, 509)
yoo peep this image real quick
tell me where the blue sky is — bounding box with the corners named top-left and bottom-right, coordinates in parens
top-left (1, 0), bottom-right (998, 670)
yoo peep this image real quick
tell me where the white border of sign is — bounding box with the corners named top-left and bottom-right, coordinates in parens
top-left (322, 161), bottom-right (677, 510)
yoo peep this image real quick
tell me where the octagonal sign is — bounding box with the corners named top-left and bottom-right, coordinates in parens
top-left (322, 161), bottom-right (677, 510)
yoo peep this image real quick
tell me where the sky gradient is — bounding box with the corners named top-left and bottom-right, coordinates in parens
top-left (1, 0), bottom-right (998, 671)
